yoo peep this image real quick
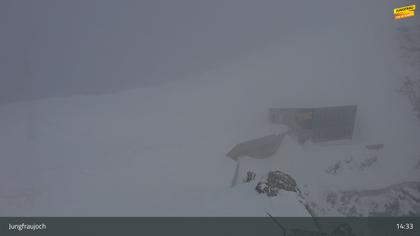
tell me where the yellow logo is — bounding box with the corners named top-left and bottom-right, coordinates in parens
top-left (394, 4), bottom-right (416, 20)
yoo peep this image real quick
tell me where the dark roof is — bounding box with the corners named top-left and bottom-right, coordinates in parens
top-left (227, 134), bottom-right (285, 160)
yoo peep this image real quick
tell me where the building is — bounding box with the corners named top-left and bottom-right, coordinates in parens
top-left (269, 105), bottom-right (357, 143)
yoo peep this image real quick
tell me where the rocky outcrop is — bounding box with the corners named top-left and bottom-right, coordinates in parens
top-left (325, 155), bottom-right (378, 175)
top-left (322, 181), bottom-right (420, 216)
top-left (255, 170), bottom-right (298, 197)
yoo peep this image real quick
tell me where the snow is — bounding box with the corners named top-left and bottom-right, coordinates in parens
top-left (1, 0), bottom-right (420, 216)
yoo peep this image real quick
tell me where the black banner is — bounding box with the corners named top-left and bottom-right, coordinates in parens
top-left (1, 217), bottom-right (419, 236)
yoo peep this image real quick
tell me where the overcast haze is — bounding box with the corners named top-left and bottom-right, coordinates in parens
top-left (0, 0), bottom-right (390, 103)
top-left (1, 0), bottom-right (419, 217)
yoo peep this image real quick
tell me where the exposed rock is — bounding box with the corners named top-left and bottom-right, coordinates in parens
top-left (243, 171), bottom-right (256, 183)
top-left (323, 181), bottom-right (420, 216)
top-left (255, 170), bottom-right (298, 197)
top-left (359, 156), bottom-right (378, 170)
top-left (325, 155), bottom-right (378, 175)
top-left (326, 161), bottom-right (342, 175)
top-left (365, 144), bottom-right (384, 150)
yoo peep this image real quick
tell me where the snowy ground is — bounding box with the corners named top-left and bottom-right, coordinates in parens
top-left (232, 134), bottom-right (420, 216)
top-left (1, 1), bottom-right (419, 216)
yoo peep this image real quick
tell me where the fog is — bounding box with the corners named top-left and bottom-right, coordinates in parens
top-left (0, 0), bottom-right (395, 103)
top-left (1, 0), bottom-right (419, 216)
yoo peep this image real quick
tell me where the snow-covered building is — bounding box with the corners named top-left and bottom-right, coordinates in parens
top-left (269, 105), bottom-right (357, 143)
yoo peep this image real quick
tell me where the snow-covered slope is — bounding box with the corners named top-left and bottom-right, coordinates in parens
top-left (1, 1), bottom-right (419, 216)
top-left (232, 134), bottom-right (420, 216)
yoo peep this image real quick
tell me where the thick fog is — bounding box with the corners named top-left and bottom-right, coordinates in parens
top-left (1, 0), bottom-right (419, 216)
top-left (0, 0), bottom-right (396, 103)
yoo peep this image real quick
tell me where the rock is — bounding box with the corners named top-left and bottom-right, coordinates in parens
top-left (365, 144), bottom-right (384, 150)
top-left (323, 181), bottom-right (420, 216)
top-left (243, 171), bottom-right (256, 183)
top-left (255, 170), bottom-right (298, 197)
top-left (325, 154), bottom-right (378, 175)
top-left (326, 161), bottom-right (342, 175)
